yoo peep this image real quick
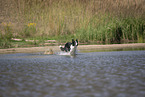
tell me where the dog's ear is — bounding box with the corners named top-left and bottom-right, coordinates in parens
top-left (76, 39), bottom-right (78, 46)
top-left (72, 39), bottom-right (75, 46)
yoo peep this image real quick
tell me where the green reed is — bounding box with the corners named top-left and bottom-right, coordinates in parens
top-left (75, 16), bottom-right (144, 43)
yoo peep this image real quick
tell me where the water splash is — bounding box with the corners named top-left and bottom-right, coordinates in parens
top-left (57, 51), bottom-right (71, 56)
top-left (57, 46), bottom-right (77, 56)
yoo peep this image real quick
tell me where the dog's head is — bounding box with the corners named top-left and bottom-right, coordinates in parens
top-left (72, 39), bottom-right (78, 46)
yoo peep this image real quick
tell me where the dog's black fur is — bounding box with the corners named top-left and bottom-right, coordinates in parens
top-left (60, 39), bottom-right (78, 52)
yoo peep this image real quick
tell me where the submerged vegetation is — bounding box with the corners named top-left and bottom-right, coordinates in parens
top-left (0, 0), bottom-right (145, 48)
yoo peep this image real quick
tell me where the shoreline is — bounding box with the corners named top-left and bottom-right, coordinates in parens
top-left (0, 43), bottom-right (145, 54)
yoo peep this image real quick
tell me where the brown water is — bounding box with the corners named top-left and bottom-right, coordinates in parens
top-left (0, 50), bottom-right (145, 97)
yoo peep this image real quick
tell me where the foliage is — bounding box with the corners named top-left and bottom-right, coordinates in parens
top-left (0, 0), bottom-right (145, 48)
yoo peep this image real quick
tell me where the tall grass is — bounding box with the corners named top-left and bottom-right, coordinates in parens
top-left (0, 0), bottom-right (145, 47)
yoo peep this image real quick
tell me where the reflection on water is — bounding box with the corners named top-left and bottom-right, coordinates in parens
top-left (0, 51), bottom-right (145, 97)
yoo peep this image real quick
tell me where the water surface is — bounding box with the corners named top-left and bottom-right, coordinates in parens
top-left (0, 51), bottom-right (145, 97)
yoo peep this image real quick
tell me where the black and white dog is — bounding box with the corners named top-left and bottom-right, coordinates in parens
top-left (59, 39), bottom-right (78, 55)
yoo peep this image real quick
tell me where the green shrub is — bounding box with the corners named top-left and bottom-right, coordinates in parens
top-left (0, 23), bottom-right (13, 48)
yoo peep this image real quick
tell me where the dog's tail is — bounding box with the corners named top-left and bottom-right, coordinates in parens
top-left (59, 45), bottom-right (65, 51)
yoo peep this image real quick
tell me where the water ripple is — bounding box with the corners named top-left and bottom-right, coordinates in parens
top-left (0, 51), bottom-right (145, 97)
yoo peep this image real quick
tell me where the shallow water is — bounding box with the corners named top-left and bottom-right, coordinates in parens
top-left (0, 51), bottom-right (145, 97)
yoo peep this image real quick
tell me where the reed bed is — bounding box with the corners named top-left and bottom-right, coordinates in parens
top-left (0, 0), bottom-right (145, 48)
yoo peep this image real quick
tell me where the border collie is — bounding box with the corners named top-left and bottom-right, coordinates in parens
top-left (59, 39), bottom-right (78, 55)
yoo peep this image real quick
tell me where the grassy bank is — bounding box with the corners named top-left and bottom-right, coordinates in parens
top-left (0, 0), bottom-right (145, 48)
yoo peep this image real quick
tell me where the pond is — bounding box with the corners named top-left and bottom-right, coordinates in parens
top-left (0, 50), bottom-right (145, 97)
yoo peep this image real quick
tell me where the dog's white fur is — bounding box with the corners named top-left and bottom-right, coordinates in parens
top-left (69, 44), bottom-right (77, 55)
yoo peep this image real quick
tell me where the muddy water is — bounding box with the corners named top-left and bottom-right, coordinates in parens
top-left (0, 51), bottom-right (145, 97)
